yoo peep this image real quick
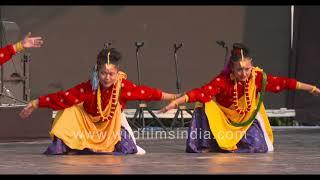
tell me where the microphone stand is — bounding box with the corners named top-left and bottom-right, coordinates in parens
top-left (0, 7), bottom-right (28, 105)
top-left (131, 42), bottom-right (167, 131)
top-left (170, 43), bottom-right (193, 129)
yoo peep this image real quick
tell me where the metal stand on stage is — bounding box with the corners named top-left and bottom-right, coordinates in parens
top-left (0, 54), bottom-right (30, 105)
top-left (130, 42), bottom-right (167, 131)
top-left (0, 8), bottom-right (29, 106)
top-left (170, 43), bottom-right (193, 129)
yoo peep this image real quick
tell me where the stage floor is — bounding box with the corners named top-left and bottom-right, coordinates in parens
top-left (0, 127), bottom-right (319, 174)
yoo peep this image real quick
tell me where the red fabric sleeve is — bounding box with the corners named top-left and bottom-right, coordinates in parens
top-left (120, 79), bottom-right (163, 101)
top-left (0, 44), bottom-right (17, 65)
top-left (255, 71), bottom-right (297, 93)
top-left (38, 80), bottom-right (92, 110)
top-left (186, 74), bottom-right (226, 103)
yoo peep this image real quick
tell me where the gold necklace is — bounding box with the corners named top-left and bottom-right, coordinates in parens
top-left (232, 79), bottom-right (252, 115)
top-left (97, 82), bottom-right (119, 121)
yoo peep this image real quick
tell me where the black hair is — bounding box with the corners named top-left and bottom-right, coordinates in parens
top-left (230, 43), bottom-right (251, 62)
top-left (96, 47), bottom-right (122, 71)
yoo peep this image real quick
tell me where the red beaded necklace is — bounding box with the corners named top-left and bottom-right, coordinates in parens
top-left (232, 79), bottom-right (252, 115)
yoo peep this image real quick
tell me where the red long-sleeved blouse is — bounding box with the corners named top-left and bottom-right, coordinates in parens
top-left (38, 79), bottom-right (163, 116)
top-left (186, 70), bottom-right (297, 108)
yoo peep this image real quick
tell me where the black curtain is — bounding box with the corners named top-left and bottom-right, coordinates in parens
top-left (288, 6), bottom-right (320, 125)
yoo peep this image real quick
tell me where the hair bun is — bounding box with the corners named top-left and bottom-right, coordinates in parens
top-left (230, 43), bottom-right (250, 61)
top-left (109, 48), bottom-right (122, 62)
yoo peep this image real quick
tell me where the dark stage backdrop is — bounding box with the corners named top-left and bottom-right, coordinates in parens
top-left (288, 6), bottom-right (320, 125)
top-left (1, 6), bottom-right (291, 109)
top-left (0, 6), bottom-right (296, 139)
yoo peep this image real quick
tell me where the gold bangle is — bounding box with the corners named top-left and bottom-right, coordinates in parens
top-left (184, 94), bottom-right (189, 103)
top-left (173, 95), bottom-right (177, 100)
top-left (31, 100), bottom-right (38, 108)
top-left (296, 82), bottom-right (301, 89)
top-left (172, 99), bottom-right (179, 107)
top-left (310, 86), bottom-right (317, 93)
top-left (14, 41), bottom-right (24, 53)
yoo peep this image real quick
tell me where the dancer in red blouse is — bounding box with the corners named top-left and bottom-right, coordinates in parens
top-left (161, 43), bottom-right (320, 153)
top-left (0, 32), bottom-right (43, 65)
top-left (20, 47), bottom-right (178, 155)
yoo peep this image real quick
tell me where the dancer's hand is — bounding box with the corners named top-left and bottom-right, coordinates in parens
top-left (297, 82), bottom-right (320, 97)
top-left (22, 32), bottom-right (44, 48)
top-left (159, 101), bottom-right (177, 114)
top-left (19, 99), bottom-right (38, 119)
top-left (310, 86), bottom-right (320, 96)
top-left (161, 92), bottom-right (181, 101)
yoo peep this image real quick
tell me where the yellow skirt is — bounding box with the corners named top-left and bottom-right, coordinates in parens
top-left (50, 104), bottom-right (122, 152)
